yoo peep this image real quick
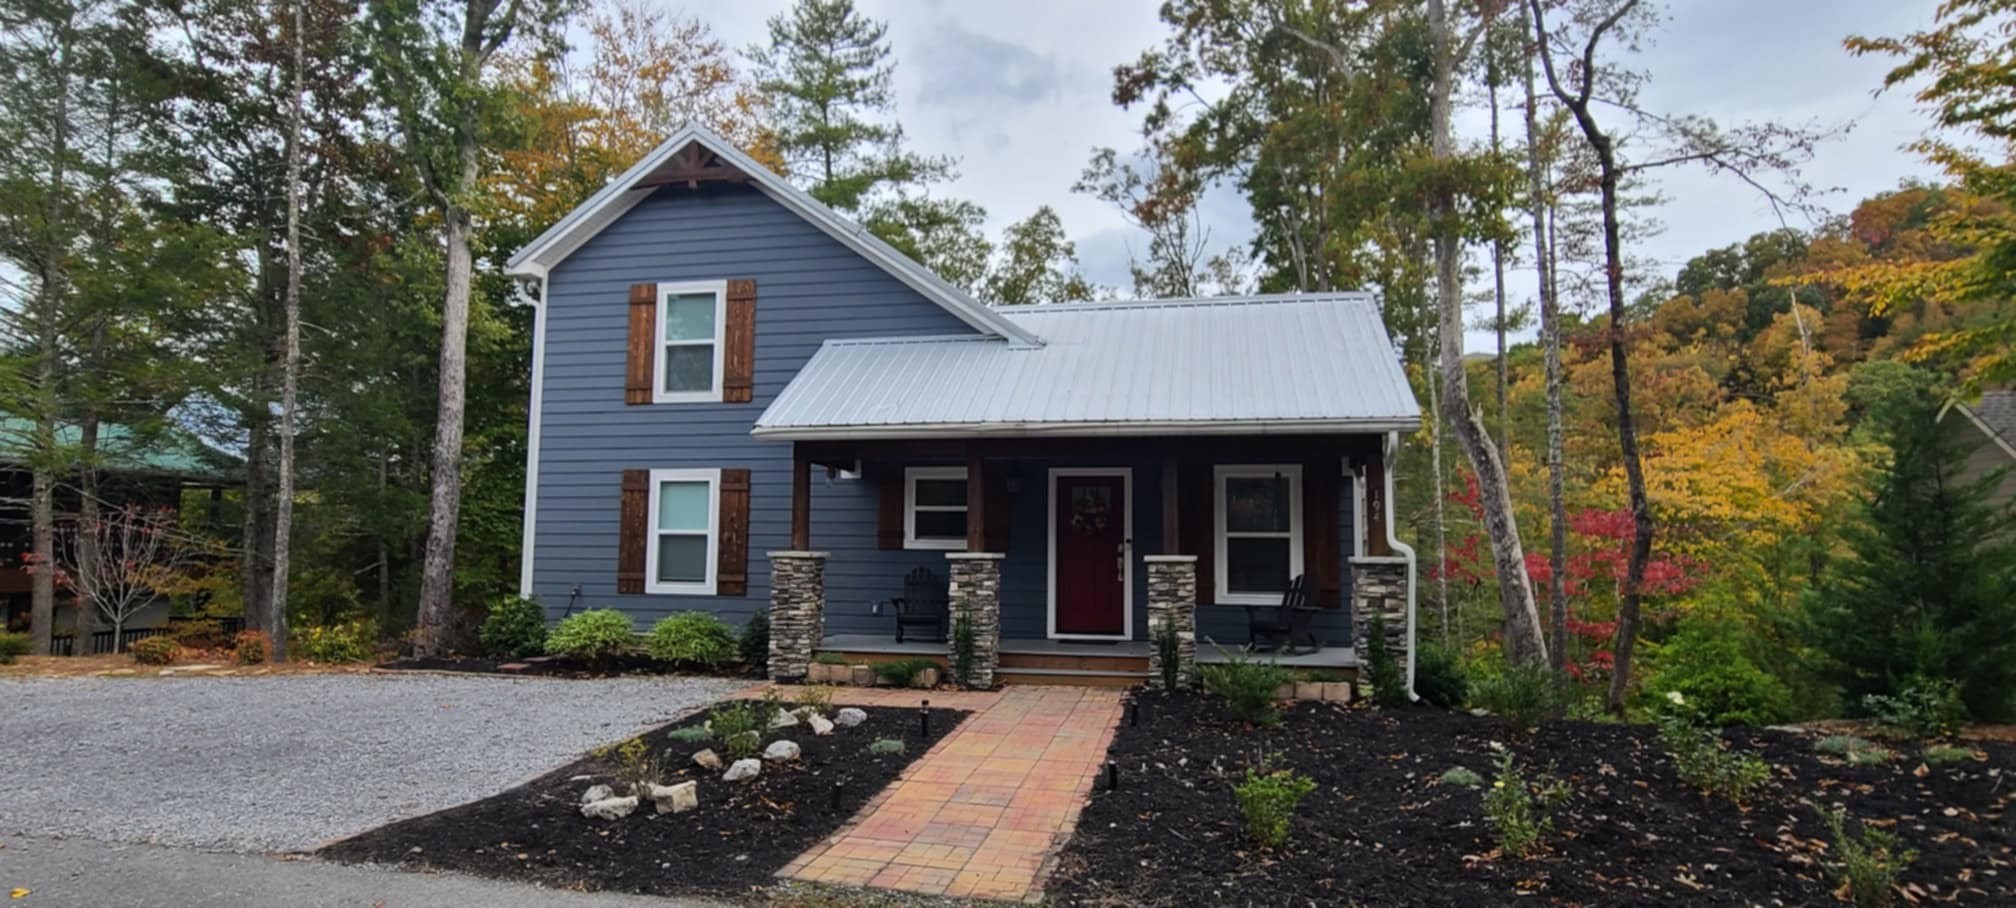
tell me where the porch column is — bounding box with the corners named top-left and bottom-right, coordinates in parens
top-left (1350, 556), bottom-right (1410, 667)
top-left (767, 550), bottom-right (827, 681)
top-left (1145, 555), bottom-right (1198, 689)
top-left (945, 552), bottom-right (1003, 689)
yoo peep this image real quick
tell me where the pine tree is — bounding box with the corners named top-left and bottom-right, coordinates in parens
top-left (1803, 386), bottom-right (2016, 721)
top-left (748, 0), bottom-right (946, 212)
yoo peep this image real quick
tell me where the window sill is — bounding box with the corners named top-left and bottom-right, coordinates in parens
top-left (904, 538), bottom-right (966, 551)
top-left (651, 391), bottom-right (720, 404)
top-left (1216, 592), bottom-right (1284, 606)
top-left (646, 581), bottom-right (717, 596)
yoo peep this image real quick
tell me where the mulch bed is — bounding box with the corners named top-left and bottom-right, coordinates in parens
top-left (1049, 690), bottom-right (2016, 907)
top-left (321, 701), bottom-right (969, 900)
top-left (376, 652), bottom-right (754, 679)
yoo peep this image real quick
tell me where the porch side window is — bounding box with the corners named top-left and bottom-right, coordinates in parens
top-left (647, 468), bottom-right (718, 594)
top-left (1214, 464), bottom-right (1303, 604)
top-left (654, 281), bottom-right (726, 402)
top-left (904, 466), bottom-right (968, 550)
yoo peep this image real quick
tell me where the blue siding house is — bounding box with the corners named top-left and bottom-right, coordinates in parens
top-left (507, 127), bottom-right (1422, 689)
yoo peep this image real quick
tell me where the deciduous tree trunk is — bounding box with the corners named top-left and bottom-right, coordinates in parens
top-left (269, 0), bottom-right (306, 663)
top-left (1520, 1), bottom-right (1570, 674)
top-left (414, 204), bottom-right (474, 656)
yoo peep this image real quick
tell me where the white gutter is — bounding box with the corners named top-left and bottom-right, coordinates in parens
top-left (516, 267), bottom-right (549, 597)
top-left (1384, 430), bottom-right (1420, 701)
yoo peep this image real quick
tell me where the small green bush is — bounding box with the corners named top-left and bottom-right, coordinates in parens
top-left (1199, 644), bottom-right (1290, 726)
top-left (872, 657), bottom-right (938, 686)
top-left (1439, 765), bottom-right (1484, 788)
top-left (1152, 621), bottom-right (1184, 690)
top-left (0, 631), bottom-right (32, 664)
top-left (1824, 808), bottom-right (1916, 908)
top-left (1848, 745), bottom-right (1896, 766)
top-left (1471, 663), bottom-right (1568, 731)
top-left (232, 630), bottom-right (269, 665)
top-left (1483, 748), bottom-right (1570, 858)
top-left (738, 610), bottom-right (769, 670)
top-left (545, 609), bottom-right (635, 662)
top-left (1234, 767), bottom-right (1317, 848)
top-left (610, 737), bottom-right (663, 793)
top-left (1290, 668), bottom-right (1350, 683)
top-left (296, 620), bottom-right (374, 663)
top-left (645, 612), bottom-right (738, 668)
top-left (794, 684), bottom-right (835, 713)
top-left (479, 596), bottom-right (547, 660)
top-left (1656, 693), bottom-right (1772, 802)
top-left (1863, 676), bottom-right (1967, 740)
top-left (1816, 734), bottom-right (1871, 756)
top-left (1643, 623), bottom-right (1791, 727)
top-left (1363, 611), bottom-right (1406, 705)
top-left (1413, 643), bottom-right (1468, 709)
top-left (708, 700), bottom-right (765, 759)
top-left (1922, 744), bottom-right (1974, 765)
top-left (868, 738), bottom-right (905, 756)
top-left (813, 651), bottom-right (849, 665)
top-left (170, 619), bottom-right (230, 652)
top-left (130, 636), bottom-right (181, 665)
top-left (665, 725), bottom-right (710, 744)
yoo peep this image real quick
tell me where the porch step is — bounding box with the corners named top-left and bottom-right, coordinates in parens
top-left (997, 651), bottom-right (1149, 673)
top-left (995, 666), bottom-right (1145, 688)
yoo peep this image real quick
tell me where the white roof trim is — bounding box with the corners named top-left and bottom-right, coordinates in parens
top-left (505, 125), bottom-right (1041, 347)
top-left (1954, 401), bottom-right (2016, 461)
top-left (752, 417), bottom-right (1422, 441)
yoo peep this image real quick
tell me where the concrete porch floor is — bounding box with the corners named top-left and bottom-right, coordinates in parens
top-left (819, 633), bottom-right (1357, 669)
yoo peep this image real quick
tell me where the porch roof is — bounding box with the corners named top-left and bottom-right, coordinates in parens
top-left (753, 294), bottom-right (1421, 440)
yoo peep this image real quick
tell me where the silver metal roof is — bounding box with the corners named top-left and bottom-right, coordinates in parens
top-left (753, 294), bottom-right (1421, 439)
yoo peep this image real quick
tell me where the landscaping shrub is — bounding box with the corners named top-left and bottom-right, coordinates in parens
top-left (232, 630), bottom-right (269, 665)
top-left (708, 700), bottom-right (765, 759)
top-left (872, 657), bottom-right (938, 687)
top-left (1922, 743), bottom-right (1974, 765)
top-left (296, 620), bottom-right (374, 663)
top-left (1642, 621), bottom-right (1791, 727)
top-left (1363, 611), bottom-right (1406, 705)
top-left (169, 619), bottom-right (230, 652)
top-left (1824, 808), bottom-right (1916, 908)
top-left (665, 725), bottom-right (710, 744)
top-left (645, 612), bottom-right (737, 668)
top-left (1655, 692), bottom-right (1772, 802)
top-left (794, 684), bottom-right (835, 713)
top-left (1848, 745), bottom-right (1896, 766)
top-left (479, 596), bottom-right (546, 660)
top-left (1816, 734), bottom-right (1873, 756)
top-left (813, 651), bottom-right (848, 665)
top-left (1152, 620), bottom-right (1182, 690)
top-left (611, 737), bottom-right (663, 793)
top-left (1198, 644), bottom-right (1289, 726)
top-left (1470, 662), bottom-right (1568, 731)
top-left (951, 614), bottom-right (977, 687)
top-left (1413, 643), bottom-right (1468, 709)
top-left (130, 636), bottom-right (181, 665)
top-left (545, 609), bottom-right (635, 662)
top-left (0, 631), bottom-right (31, 664)
top-left (738, 610), bottom-right (769, 670)
top-left (868, 738), bottom-right (904, 756)
top-left (1233, 766), bottom-right (1317, 848)
top-left (1863, 675), bottom-right (1967, 739)
top-left (1482, 747), bottom-right (1570, 858)
top-left (1438, 765), bottom-right (1484, 788)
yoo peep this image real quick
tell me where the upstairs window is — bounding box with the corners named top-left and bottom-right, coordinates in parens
top-left (904, 467), bottom-right (968, 549)
top-left (654, 281), bottom-right (726, 403)
top-left (1214, 465), bottom-right (1303, 604)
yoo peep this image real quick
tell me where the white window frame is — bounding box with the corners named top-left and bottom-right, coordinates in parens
top-left (903, 466), bottom-right (969, 550)
top-left (1213, 464), bottom-right (1304, 605)
top-left (652, 279), bottom-right (728, 404)
top-left (645, 467), bottom-right (720, 595)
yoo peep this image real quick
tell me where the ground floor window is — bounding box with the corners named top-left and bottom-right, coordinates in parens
top-left (1214, 464), bottom-right (1303, 604)
top-left (904, 466), bottom-right (968, 549)
top-left (647, 468), bottom-right (718, 594)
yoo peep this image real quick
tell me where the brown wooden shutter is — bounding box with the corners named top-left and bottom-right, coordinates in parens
top-left (722, 279), bottom-right (756, 403)
top-left (617, 469), bottom-right (649, 593)
top-left (983, 469), bottom-right (1012, 553)
top-left (625, 283), bottom-right (657, 405)
top-left (717, 468), bottom-right (750, 595)
top-left (1179, 462), bottom-right (1214, 604)
top-left (1303, 461), bottom-right (1341, 608)
top-left (877, 466), bottom-right (904, 550)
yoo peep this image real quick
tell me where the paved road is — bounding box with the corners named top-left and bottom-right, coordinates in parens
top-left (0, 834), bottom-right (725, 908)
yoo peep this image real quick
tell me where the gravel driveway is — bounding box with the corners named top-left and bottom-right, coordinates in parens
top-left (0, 673), bottom-right (748, 854)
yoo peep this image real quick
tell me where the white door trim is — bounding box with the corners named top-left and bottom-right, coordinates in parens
top-left (1046, 467), bottom-right (1134, 640)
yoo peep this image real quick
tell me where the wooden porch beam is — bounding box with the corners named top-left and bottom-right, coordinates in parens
top-left (1160, 456), bottom-right (1179, 554)
top-left (1364, 455), bottom-right (1391, 557)
top-left (965, 450), bottom-right (987, 552)
top-left (790, 444), bottom-right (812, 551)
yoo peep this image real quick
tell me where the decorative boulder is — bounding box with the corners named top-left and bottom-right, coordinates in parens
top-left (808, 714), bottom-right (835, 736)
top-left (580, 795), bottom-right (639, 820)
top-left (645, 781), bottom-right (698, 815)
top-left (768, 710), bottom-right (799, 730)
top-left (724, 758), bottom-right (762, 782)
top-left (692, 749), bottom-right (723, 770)
top-left (791, 705), bottom-right (821, 721)
top-left (763, 739), bottom-right (802, 762)
top-left (579, 784), bottom-right (614, 805)
top-left (834, 707), bottom-right (868, 728)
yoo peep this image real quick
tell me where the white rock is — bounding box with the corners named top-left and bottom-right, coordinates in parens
top-left (763, 739), bottom-right (801, 762)
top-left (768, 710), bottom-right (799, 730)
top-left (580, 795), bottom-right (638, 820)
top-left (808, 714), bottom-right (835, 736)
top-left (791, 706), bottom-right (820, 721)
top-left (724, 758), bottom-right (762, 782)
top-left (645, 781), bottom-right (698, 815)
top-left (692, 749), bottom-right (723, 770)
top-left (834, 707), bottom-right (867, 728)
top-left (579, 784), bottom-right (614, 805)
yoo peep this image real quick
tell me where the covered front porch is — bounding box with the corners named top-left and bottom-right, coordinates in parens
top-left (814, 633), bottom-right (1359, 687)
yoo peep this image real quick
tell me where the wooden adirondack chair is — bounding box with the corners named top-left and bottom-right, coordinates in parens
top-left (1245, 575), bottom-right (1319, 655)
top-left (886, 567), bottom-right (948, 643)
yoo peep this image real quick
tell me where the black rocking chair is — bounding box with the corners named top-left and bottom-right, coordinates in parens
top-left (886, 566), bottom-right (948, 644)
top-left (1245, 574), bottom-right (1319, 655)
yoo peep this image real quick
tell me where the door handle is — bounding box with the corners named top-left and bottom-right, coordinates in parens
top-left (1115, 542), bottom-right (1126, 582)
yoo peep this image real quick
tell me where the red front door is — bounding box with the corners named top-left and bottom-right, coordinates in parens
top-left (1054, 474), bottom-right (1127, 636)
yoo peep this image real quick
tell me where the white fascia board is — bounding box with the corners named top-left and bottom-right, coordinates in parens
top-left (749, 418), bottom-right (1423, 440)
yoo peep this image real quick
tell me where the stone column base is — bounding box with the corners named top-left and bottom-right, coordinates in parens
top-left (946, 553), bottom-right (1003, 689)
top-left (767, 551), bottom-right (828, 682)
top-left (1350, 556), bottom-right (1410, 668)
top-left (1145, 555), bottom-right (1198, 689)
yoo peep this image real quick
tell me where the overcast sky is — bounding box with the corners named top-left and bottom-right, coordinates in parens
top-left (669, 0), bottom-right (1949, 345)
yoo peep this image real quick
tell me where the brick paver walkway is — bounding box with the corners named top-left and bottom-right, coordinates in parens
top-left (780, 685), bottom-right (1123, 902)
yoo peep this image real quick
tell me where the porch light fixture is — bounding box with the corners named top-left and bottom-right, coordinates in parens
top-left (1106, 760), bottom-right (1120, 791)
top-left (830, 780), bottom-right (845, 811)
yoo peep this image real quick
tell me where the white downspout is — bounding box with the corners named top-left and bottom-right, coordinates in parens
top-left (1384, 431), bottom-right (1419, 701)
top-left (516, 269), bottom-right (549, 598)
